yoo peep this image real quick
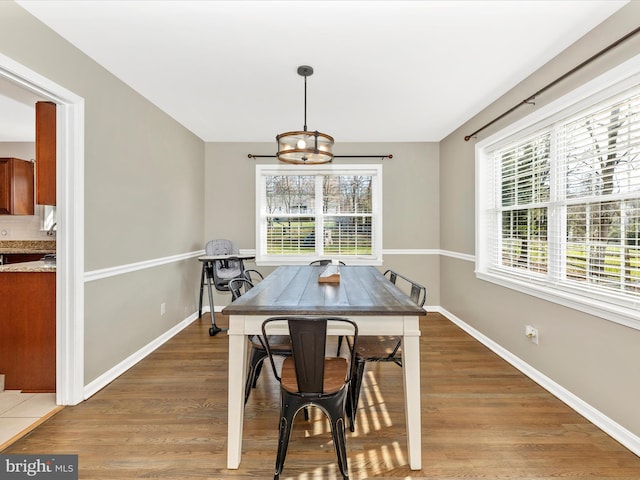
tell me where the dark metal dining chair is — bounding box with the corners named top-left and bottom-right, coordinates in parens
top-left (309, 260), bottom-right (346, 266)
top-left (243, 268), bottom-right (264, 284)
top-left (228, 277), bottom-right (294, 405)
top-left (228, 277), bottom-right (255, 301)
top-left (262, 316), bottom-right (358, 480)
top-left (347, 269), bottom-right (426, 430)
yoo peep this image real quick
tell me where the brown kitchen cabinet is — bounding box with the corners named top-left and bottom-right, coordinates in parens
top-left (0, 157), bottom-right (35, 215)
top-left (36, 101), bottom-right (56, 206)
top-left (0, 271), bottom-right (56, 392)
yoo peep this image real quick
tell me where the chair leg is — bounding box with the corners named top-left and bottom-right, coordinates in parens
top-left (252, 360), bottom-right (264, 388)
top-left (205, 265), bottom-right (224, 336)
top-left (244, 348), bottom-right (267, 404)
top-left (325, 392), bottom-right (350, 480)
top-left (274, 393), bottom-right (304, 480)
top-left (348, 359), bottom-right (366, 431)
top-left (331, 416), bottom-right (349, 479)
top-left (198, 264), bottom-right (206, 318)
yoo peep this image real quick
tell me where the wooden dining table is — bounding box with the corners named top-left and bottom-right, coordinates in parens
top-left (222, 265), bottom-right (426, 470)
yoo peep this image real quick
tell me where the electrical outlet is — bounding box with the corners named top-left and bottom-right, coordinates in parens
top-left (160, 303), bottom-right (166, 316)
top-left (525, 325), bottom-right (539, 344)
top-left (0, 229), bottom-right (10, 238)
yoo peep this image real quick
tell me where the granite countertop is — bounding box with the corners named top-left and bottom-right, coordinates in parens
top-left (0, 241), bottom-right (57, 272)
top-left (0, 240), bottom-right (56, 254)
top-left (0, 260), bottom-right (56, 272)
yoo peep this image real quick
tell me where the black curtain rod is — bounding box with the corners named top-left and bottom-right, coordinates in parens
top-left (464, 25), bottom-right (640, 142)
top-left (248, 154), bottom-right (393, 159)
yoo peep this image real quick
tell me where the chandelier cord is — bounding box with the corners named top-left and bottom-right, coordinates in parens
top-left (303, 74), bottom-right (308, 131)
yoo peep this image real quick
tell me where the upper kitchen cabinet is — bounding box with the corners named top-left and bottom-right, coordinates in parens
top-left (36, 101), bottom-right (56, 206)
top-left (0, 157), bottom-right (34, 215)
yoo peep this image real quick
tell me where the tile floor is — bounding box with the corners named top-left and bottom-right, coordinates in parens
top-left (0, 391), bottom-right (59, 448)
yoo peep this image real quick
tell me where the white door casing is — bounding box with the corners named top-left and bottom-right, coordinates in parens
top-left (0, 52), bottom-right (85, 405)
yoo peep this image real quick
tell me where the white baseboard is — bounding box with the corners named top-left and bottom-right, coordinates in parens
top-left (83, 311), bottom-right (201, 399)
top-left (434, 306), bottom-right (640, 458)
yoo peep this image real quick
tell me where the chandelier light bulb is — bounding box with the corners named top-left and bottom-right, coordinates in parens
top-left (297, 138), bottom-right (307, 149)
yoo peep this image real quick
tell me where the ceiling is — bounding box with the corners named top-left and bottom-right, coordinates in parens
top-left (2, 0), bottom-right (629, 143)
top-left (0, 75), bottom-right (46, 142)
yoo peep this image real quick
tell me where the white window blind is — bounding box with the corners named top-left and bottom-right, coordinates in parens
top-left (477, 57), bottom-right (640, 327)
top-left (559, 88), bottom-right (640, 297)
top-left (256, 164), bottom-right (382, 265)
top-left (492, 131), bottom-right (551, 277)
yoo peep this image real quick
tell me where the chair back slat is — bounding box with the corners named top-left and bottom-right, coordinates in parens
top-left (410, 283), bottom-right (426, 307)
top-left (262, 316), bottom-right (358, 394)
top-left (288, 318), bottom-right (327, 393)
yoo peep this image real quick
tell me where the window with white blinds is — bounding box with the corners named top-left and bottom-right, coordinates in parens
top-left (497, 131), bottom-right (551, 276)
top-left (477, 56), bottom-right (640, 326)
top-left (256, 164), bottom-right (382, 265)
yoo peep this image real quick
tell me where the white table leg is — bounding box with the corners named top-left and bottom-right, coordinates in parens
top-left (402, 320), bottom-right (422, 470)
top-left (227, 330), bottom-right (247, 469)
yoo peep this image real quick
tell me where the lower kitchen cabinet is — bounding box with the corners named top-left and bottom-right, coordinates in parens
top-left (0, 271), bottom-right (55, 392)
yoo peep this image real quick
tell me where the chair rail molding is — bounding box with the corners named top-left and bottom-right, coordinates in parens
top-left (383, 248), bottom-right (476, 262)
top-left (84, 248), bottom-right (476, 284)
top-left (439, 249), bottom-right (475, 262)
top-left (84, 250), bottom-right (204, 282)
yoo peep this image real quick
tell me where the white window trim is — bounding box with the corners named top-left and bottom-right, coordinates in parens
top-left (255, 163), bottom-right (383, 266)
top-left (476, 53), bottom-right (640, 331)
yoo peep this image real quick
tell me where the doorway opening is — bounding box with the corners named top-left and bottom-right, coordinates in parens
top-left (0, 52), bottom-right (85, 406)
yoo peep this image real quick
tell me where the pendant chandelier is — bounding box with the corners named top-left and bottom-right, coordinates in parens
top-left (276, 65), bottom-right (334, 164)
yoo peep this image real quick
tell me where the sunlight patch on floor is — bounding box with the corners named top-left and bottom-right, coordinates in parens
top-left (354, 370), bottom-right (393, 435)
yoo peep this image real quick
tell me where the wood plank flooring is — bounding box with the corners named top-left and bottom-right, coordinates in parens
top-left (3, 313), bottom-right (640, 479)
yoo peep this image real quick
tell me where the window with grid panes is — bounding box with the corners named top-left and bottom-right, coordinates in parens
top-left (255, 164), bottom-right (382, 265)
top-left (477, 57), bottom-right (640, 326)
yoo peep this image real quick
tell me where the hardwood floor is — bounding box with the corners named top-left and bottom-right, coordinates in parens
top-left (3, 312), bottom-right (640, 479)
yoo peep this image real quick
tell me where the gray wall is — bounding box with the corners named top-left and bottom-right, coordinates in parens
top-left (440, 2), bottom-right (640, 437)
top-left (204, 142), bottom-right (440, 307)
top-left (0, 2), bottom-right (205, 385)
top-left (0, 142), bottom-right (35, 160)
